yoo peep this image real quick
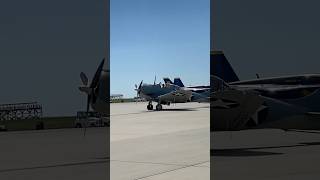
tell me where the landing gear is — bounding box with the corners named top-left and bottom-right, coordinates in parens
top-left (146, 102), bottom-right (162, 111)
top-left (147, 102), bottom-right (153, 110)
top-left (156, 104), bottom-right (162, 111)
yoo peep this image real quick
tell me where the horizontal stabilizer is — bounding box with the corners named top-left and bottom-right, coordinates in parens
top-left (211, 75), bottom-right (230, 91)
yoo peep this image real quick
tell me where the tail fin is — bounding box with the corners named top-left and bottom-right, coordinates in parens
top-left (211, 50), bottom-right (239, 82)
top-left (163, 77), bottom-right (173, 84)
top-left (174, 78), bottom-right (185, 87)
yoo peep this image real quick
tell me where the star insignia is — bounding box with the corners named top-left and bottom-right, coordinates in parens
top-left (250, 105), bottom-right (268, 125)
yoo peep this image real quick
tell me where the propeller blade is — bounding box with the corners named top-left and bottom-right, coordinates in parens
top-left (135, 84), bottom-right (138, 89)
top-left (154, 75), bottom-right (156, 85)
top-left (80, 72), bottom-right (89, 86)
top-left (137, 80), bottom-right (143, 97)
top-left (138, 80), bottom-right (143, 89)
top-left (90, 58), bottom-right (105, 88)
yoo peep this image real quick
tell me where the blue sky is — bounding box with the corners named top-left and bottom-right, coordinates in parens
top-left (110, 0), bottom-right (210, 98)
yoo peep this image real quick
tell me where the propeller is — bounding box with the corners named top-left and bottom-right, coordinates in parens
top-left (80, 72), bottom-right (88, 86)
top-left (80, 58), bottom-right (105, 136)
top-left (135, 80), bottom-right (143, 98)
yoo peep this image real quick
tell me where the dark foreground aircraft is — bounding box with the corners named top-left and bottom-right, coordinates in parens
top-left (79, 59), bottom-right (109, 115)
top-left (211, 51), bottom-right (320, 131)
top-left (135, 79), bottom-right (192, 111)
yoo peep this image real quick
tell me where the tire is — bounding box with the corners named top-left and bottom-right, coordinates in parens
top-left (147, 104), bottom-right (153, 110)
top-left (156, 104), bottom-right (162, 111)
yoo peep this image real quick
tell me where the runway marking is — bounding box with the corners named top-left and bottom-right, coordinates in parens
top-left (133, 160), bottom-right (209, 180)
top-left (0, 160), bottom-right (109, 173)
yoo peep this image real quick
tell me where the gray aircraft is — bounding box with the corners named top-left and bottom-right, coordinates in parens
top-left (211, 50), bottom-right (320, 131)
top-left (163, 77), bottom-right (210, 102)
top-left (135, 79), bottom-right (192, 111)
top-left (79, 59), bottom-right (109, 115)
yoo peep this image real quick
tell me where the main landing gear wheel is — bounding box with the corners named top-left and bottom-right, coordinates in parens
top-left (156, 104), bottom-right (162, 111)
top-left (147, 104), bottom-right (153, 110)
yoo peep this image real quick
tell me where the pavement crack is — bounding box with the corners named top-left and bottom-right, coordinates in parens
top-left (133, 160), bottom-right (210, 180)
top-left (0, 160), bottom-right (108, 173)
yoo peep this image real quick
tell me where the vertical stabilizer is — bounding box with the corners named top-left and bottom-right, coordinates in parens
top-left (163, 77), bottom-right (173, 84)
top-left (211, 50), bottom-right (239, 82)
top-left (174, 78), bottom-right (185, 87)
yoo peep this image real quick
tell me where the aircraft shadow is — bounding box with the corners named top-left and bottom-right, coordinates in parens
top-left (211, 149), bottom-right (282, 157)
top-left (159, 108), bottom-right (197, 112)
top-left (211, 141), bottom-right (320, 157)
top-left (142, 108), bottom-right (198, 113)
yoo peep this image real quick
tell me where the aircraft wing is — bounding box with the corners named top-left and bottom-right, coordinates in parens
top-left (191, 92), bottom-right (210, 102)
top-left (232, 84), bottom-right (320, 99)
top-left (158, 89), bottom-right (192, 103)
top-left (307, 112), bottom-right (320, 115)
top-left (306, 112), bottom-right (320, 119)
top-left (236, 84), bottom-right (320, 92)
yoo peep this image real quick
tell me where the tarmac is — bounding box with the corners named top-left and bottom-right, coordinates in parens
top-left (111, 102), bottom-right (210, 180)
top-left (212, 129), bottom-right (320, 179)
top-left (0, 127), bottom-right (109, 180)
top-left (2, 101), bottom-right (319, 179)
top-left (0, 102), bottom-right (209, 180)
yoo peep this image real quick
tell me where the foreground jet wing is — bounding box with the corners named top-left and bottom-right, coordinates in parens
top-left (191, 91), bottom-right (210, 102)
top-left (158, 89), bottom-right (192, 103)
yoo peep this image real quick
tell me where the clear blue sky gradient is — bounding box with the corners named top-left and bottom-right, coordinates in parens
top-left (110, 0), bottom-right (210, 98)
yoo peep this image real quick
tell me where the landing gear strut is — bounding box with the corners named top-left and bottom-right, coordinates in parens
top-left (147, 102), bottom-right (153, 110)
top-left (156, 104), bottom-right (162, 111)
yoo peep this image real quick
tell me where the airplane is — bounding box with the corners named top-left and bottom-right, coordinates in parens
top-left (164, 77), bottom-right (210, 90)
top-left (211, 50), bottom-right (320, 132)
top-left (212, 50), bottom-right (320, 89)
top-left (211, 50), bottom-right (320, 102)
top-left (135, 78), bottom-right (193, 111)
top-left (79, 58), bottom-right (109, 116)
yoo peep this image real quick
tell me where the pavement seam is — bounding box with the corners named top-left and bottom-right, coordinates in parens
top-left (133, 160), bottom-right (210, 180)
top-left (0, 160), bottom-right (108, 173)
